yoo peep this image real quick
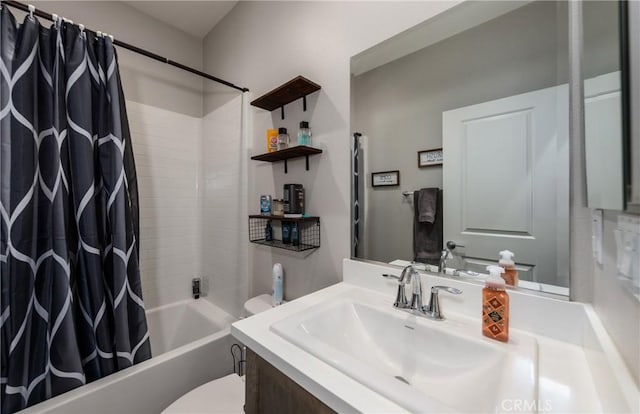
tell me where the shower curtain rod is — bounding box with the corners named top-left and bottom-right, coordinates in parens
top-left (1, 0), bottom-right (250, 93)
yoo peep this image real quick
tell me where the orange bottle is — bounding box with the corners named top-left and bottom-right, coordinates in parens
top-left (266, 129), bottom-right (278, 153)
top-left (482, 265), bottom-right (509, 343)
top-left (498, 250), bottom-right (518, 286)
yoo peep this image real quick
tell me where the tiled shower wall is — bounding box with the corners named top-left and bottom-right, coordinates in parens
top-left (201, 95), bottom-right (248, 318)
top-left (128, 101), bottom-right (203, 309)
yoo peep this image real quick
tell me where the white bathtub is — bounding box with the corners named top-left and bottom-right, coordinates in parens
top-left (19, 299), bottom-right (237, 414)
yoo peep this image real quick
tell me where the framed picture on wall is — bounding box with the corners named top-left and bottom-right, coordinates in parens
top-left (372, 170), bottom-right (400, 187)
top-left (418, 148), bottom-right (443, 167)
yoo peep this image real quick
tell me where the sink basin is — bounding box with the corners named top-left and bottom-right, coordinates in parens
top-left (271, 288), bottom-right (538, 413)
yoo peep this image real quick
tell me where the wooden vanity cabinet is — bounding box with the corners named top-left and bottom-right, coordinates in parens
top-left (244, 348), bottom-right (336, 414)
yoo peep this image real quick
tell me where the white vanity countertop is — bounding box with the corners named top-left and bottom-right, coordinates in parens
top-left (232, 259), bottom-right (635, 413)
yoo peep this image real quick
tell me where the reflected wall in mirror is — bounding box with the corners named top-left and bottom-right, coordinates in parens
top-left (351, 1), bottom-right (570, 292)
top-left (583, 1), bottom-right (624, 211)
top-left (631, 0), bottom-right (640, 213)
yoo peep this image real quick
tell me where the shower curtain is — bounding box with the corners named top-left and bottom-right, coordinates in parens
top-left (0, 8), bottom-right (150, 414)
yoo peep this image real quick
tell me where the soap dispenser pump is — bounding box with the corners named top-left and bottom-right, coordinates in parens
top-left (482, 265), bottom-right (509, 343)
top-left (498, 250), bottom-right (519, 286)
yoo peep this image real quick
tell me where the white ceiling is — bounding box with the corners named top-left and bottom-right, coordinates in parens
top-left (124, 1), bottom-right (237, 39)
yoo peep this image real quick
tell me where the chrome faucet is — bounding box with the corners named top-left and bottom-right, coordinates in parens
top-left (383, 266), bottom-right (462, 320)
top-left (438, 250), bottom-right (449, 274)
top-left (439, 241), bottom-right (465, 274)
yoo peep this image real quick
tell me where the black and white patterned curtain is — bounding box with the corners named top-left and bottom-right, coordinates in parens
top-left (0, 8), bottom-right (150, 413)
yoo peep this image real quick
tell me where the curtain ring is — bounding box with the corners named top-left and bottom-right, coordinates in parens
top-left (52, 14), bottom-right (61, 29)
top-left (28, 4), bottom-right (35, 20)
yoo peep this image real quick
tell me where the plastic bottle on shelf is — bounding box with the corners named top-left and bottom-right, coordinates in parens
top-left (291, 222), bottom-right (299, 246)
top-left (297, 121), bottom-right (312, 146)
top-left (277, 127), bottom-right (289, 151)
top-left (265, 220), bottom-right (273, 242)
top-left (266, 129), bottom-right (278, 152)
top-left (282, 221), bottom-right (291, 244)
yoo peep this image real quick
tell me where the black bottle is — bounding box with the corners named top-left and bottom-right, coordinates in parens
top-left (282, 221), bottom-right (291, 244)
top-left (265, 220), bottom-right (273, 242)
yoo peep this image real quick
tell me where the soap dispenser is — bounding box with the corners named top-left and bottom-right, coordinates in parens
top-left (482, 265), bottom-right (509, 343)
top-left (498, 250), bottom-right (519, 286)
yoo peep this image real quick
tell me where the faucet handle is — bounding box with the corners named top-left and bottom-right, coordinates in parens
top-left (430, 285), bottom-right (462, 295)
top-left (382, 274), bottom-right (409, 308)
top-left (446, 241), bottom-right (465, 250)
top-left (425, 285), bottom-right (462, 321)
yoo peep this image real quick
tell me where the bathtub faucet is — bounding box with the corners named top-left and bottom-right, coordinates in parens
top-left (192, 278), bottom-right (201, 299)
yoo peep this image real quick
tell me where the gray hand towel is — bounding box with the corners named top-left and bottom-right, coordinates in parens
top-left (413, 189), bottom-right (443, 265)
top-left (418, 188), bottom-right (439, 224)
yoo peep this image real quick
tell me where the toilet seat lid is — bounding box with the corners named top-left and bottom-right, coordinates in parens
top-left (161, 374), bottom-right (244, 413)
top-left (243, 294), bottom-right (275, 316)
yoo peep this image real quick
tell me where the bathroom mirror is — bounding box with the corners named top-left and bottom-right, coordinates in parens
top-left (350, 1), bottom-right (571, 295)
top-left (626, 1), bottom-right (640, 214)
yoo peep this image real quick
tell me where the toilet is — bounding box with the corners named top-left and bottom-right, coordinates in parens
top-left (162, 294), bottom-right (276, 414)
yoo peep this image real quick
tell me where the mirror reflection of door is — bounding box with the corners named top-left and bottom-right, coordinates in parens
top-left (443, 85), bottom-right (569, 286)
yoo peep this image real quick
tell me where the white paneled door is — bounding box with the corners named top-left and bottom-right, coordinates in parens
top-left (443, 85), bottom-right (569, 284)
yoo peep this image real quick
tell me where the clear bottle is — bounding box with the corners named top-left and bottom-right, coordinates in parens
top-left (277, 127), bottom-right (289, 151)
top-left (498, 250), bottom-right (519, 286)
top-left (482, 265), bottom-right (509, 343)
top-left (297, 121), bottom-right (312, 146)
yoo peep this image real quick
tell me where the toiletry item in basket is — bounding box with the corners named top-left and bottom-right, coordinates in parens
top-left (282, 221), bottom-right (292, 244)
top-left (482, 265), bottom-right (509, 343)
top-left (498, 250), bottom-right (519, 286)
top-left (272, 263), bottom-right (284, 306)
top-left (265, 220), bottom-right (273, 242)
top-left (267, 129), bottom-right (278, 153)
top-left (291, 222), bottom-right (299, 247)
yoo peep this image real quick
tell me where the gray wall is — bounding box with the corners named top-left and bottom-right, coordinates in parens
top-left (28, 1), bottom-right (204, 117)
top-left (593, 212), bottom-right (640, 386)
top-left (353, 1), bottom-right (568, 264)
top-left (202, 1), bottom-right (461, 302)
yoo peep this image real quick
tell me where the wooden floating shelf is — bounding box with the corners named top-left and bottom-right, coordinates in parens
top-left (251, 146), bottom-right (322, 162)
top-left (250, 76), bottom-right (321, 119)
top-left (251, 145), bottom-right (322, 173)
